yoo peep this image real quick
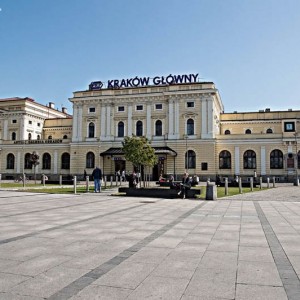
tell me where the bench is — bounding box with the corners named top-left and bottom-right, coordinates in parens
top-left (118, 187), bottom-right (201, 199)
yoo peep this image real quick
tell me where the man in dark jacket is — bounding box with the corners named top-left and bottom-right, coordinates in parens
top-left (92, 166), bottom-right (102, 193)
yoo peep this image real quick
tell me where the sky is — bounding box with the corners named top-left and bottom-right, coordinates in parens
top-left (1, 0), bottom-right (300, 114)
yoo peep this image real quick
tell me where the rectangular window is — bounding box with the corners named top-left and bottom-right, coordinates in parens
top-left (201, 162), bottom-right (208, 170)
top-left (89, 107), bottom-right (96, 113)
top-left (118, 106), bottom-right (125, 112)
top-left (284, 122), bottom-right (295, 132)
top-left (37, 123), bottom-right (41, 127)
top-left (136, 105), bottom-right (143, 111)
top-left (12, 119), bottom-right (17, 124)
top-left (187, 102), bottom-right (194, 108)
top-left (29, 120), bottom-right (32, 125)
top-left (155, 104), bottom-right (163, 110)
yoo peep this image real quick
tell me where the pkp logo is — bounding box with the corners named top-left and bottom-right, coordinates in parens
top-left (89, 81), bottom-right (103, 90)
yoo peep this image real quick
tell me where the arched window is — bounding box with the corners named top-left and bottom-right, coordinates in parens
top-left (245, 129), bottom-right (252, 134)
top-left (155, 120), bottom-right (162, 136)
top-left (24, 153), bottom-right (32, 169)
top-left (6, 153), bottom-right (15, 169)
top-left (118, 121), bottom-right (124, 137)
top-left (185, 150), bottom-right (196, 169)
top-left (48, 135), bottom-right (52, 140)
top-left (88, 122), bottom-right (95, 138)
top-left (219, 150), bottom-right (231, 169)
top-left (136, 121), bottom-right (143, 136)
top-left (270, 149), bottom-right (283, 169)
top-left (61, 152), bottom-right (70, 169)
top-left (28, 133), bottom-right (32, 140)
top-left (63, 135), bottom-right (68, 139)
top-left (11, 132), bottom-right (16, 141)
top-left (42, 153), bottom-right (51, 169)
top-left (86, 152), bottom-right (95, 169)
top-left (37, 135), bottom-right (41, 140)
top-left (243, 150), bottom-right (256, 169)
top-left (266, 128), bottom-right (273, 134)
top-left (187, 119), bottom-right (194, 135)
top-left (224, 130), bottom-right (231, 135)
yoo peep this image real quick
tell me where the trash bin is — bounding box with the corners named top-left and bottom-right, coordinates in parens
top-left (206, 182), bottom-right (217, 200)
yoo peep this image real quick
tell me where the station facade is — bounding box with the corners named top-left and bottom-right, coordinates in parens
top-left (0, 74), bottom-right (299, 182)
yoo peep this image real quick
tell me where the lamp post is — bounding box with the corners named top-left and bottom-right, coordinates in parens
top-left (294, 132), bottom-right (299, 186)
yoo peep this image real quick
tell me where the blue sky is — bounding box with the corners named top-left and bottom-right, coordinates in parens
top-left (1, 0), bottom-right (300, 114)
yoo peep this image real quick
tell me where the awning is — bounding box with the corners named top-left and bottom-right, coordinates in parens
top-left (100, 146), bottom-right (177, 157)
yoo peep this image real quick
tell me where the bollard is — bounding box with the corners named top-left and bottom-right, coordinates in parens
top-left (86, 176), bottom-right (89, 192)
top-left (23, 172), bottom-right (26, 188)
top-left (267, 177), bottom-right (270, 188)
top-left (59, 174), bottom-right (62, 186)
top-left (250, 177), bottom-right (253, 192)
top-left (272, 177), bottom-right (276, 188)
top-left (74, 176), bottom-right (77, 194)
top-left (0, 174), bottom-right (2, 188)
top-left (110, 176), bottom-right (113, 187)
top-left (42, 175), bottom-right (46, 187)
top-left (116, 176), bottom-right (118, 187)
top-left (104, 176), bottom-right (107, 189)
top-left (239, 177), bottom-right (243, 194)
top-left (225, 177), bottom-right (228, 196)
top-left (206, 182), bottom-right (217, 200)
top-left (259, 177), bottom-right (263, 189)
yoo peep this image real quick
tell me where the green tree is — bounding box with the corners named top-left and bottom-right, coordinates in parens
top-left (122, 136), bottom-right (157, 186)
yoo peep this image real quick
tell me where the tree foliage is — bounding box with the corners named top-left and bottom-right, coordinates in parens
top-left (122, 136), bottom-right (157, 169)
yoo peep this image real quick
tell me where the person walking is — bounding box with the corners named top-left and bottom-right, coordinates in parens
top-left (92, 166), bottom-right (102, 193)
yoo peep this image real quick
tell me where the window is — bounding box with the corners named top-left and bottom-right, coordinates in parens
top-left (37, 123), bottom-right (41, 127)
top-left (136, 120), bottom-right (143, 136)
top-left (155, 104), bottom-right (162, 110)
top-left (245, 129), bottom-right (252, 134)
top-left (63, 135), bottom-right (68, 139)
top-left (284, 122), bottom-right (295, 132)
top-left (219, 150), bottom-right (231, 169)
top-left (201, 162), bottom-right (208, 170)
top-left (118, 121), bottom-right (124, 137)
top-left (61, 153), bottom-right (70, 169)
top-left (266, 128), bottom-right (273, 134)
top-left (155, 120), bottom-right (162, 136)
top-left (42, 153), bottom-right (51, 169)
top-left (11, 132), bottom-right (16, 141)
top-left (48, 135), bottom-right (52, 140)
top-left (12, 119), bottom-right (17, 124)
top-left (243, 150), bottom-right (256, 169)
top-left (37, 135), bottom-right (41, 140)
top-left (24, 153), bottom-right (32, 169)
top-left (136, 105), bottom-right (143, 111)
top-left (89, 107), bottom-right (96, 113)
top-left (187, 119), bottom-right (194, 135)
top-left (86, 152), bottom-right (95, 168)
top-left (118, 106), bottom-right (125, 112)
top-left (225, 130), bottom-right (231, 135)
top-left (88, 122), bottom-right (95, 138)
top-left (29, 120), bottom-right (32, 125)
top-left (270, 149), bottom-right (283, 169)
top-left (187, 102), bottom-right (194, 108)
top-left (6, 153), bottom-right (15, 169)
top-left (28, 133), bottom-right (32, 140)
top-left (185, 150), bottom-right (196, 169)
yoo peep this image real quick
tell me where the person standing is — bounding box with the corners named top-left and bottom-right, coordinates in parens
top-left (178, 172), bottom-right (191, 199)
top-left (92, 166), bottom-right (102, 193)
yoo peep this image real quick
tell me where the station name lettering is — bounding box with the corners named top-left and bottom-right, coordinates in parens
top-left (89, 73), bottom-right (199, 90)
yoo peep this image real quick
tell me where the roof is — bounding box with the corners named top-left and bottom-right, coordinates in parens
top-left (100, 146), bottom-right (177, 157)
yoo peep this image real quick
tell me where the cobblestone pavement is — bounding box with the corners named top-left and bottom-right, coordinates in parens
top-left (0, 185), bottom-right (300, 299)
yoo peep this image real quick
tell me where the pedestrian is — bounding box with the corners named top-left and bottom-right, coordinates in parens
top-left (178, 172), bottom-right (191, 199)
top-left (92, 166), bottom-right (102, 193)
top-left (121, 170), bottom-right (126, 182)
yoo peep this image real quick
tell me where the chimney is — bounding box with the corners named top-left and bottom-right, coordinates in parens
top-left (49, 102), bottom-right (55, 109)
top-left (62, 107), bottom-right (67, 114)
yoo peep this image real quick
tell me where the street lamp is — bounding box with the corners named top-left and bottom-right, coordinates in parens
top-left (183, 134), bottom-right (189, 172)
top-left (294, 132), bottom-right (299, 186)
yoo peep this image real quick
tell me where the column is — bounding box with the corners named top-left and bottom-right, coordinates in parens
top-left (17, 151), bottom-right (21, 173)
top-left (207, 99), bottom-right (213, 137)
top-left (168, 100), bottom-right (174, 138)
top-left (201, 100), bottom-right (208, 138)
top-left (77, 105), bottom-right (83, 141)
top-left (53, 150), bottom-right (58, 174)
top-left (127, 104), bottom-right (132, 136)
top-left (174, 100), bottom-right (180, 138)
top-left (3, 120), bottom-right (8, 140)
top-left (106, 105), bottom-right (111, 138)
top-left (146, 103), bottom-right (151, 139)
top-left (235, 146), bottom-right (240, 175)
top-left (261, 146), bottom-right (266, 175)
top-left (100, 104), bottom-right (106, 139)
top-left (72, 105), bottom-right (78, 141)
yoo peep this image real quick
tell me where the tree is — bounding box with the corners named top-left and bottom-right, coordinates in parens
top-left (122, 136), bottom-right (157, 186)
top-left (30, 151), bottom-right (40, 184)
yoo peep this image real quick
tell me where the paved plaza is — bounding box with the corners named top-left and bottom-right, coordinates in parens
top-left (0, 185), bottom-right (300, 299)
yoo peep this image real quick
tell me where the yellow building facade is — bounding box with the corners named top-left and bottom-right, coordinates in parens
top-left (0, 75), bottom-right (299, 182)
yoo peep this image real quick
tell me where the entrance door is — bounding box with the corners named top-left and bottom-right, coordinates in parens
top-left (114, 160), bottom-right (125, 174)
